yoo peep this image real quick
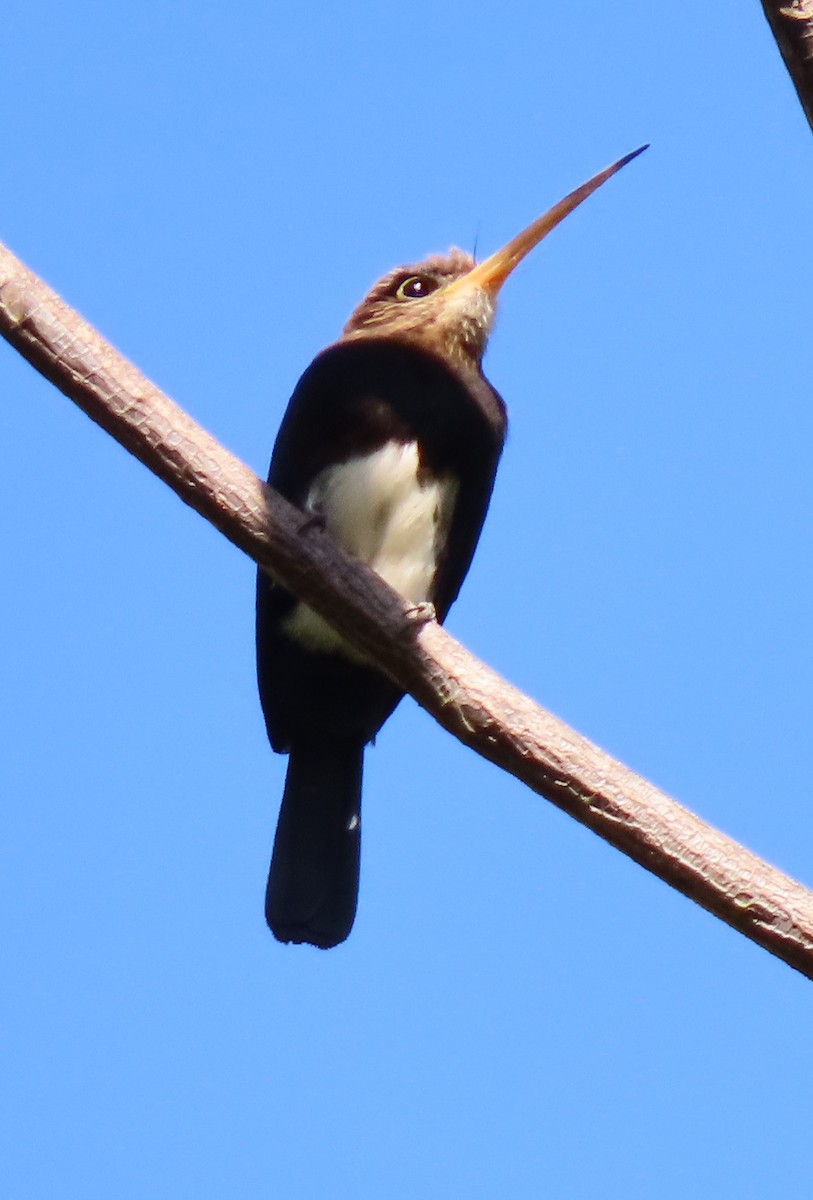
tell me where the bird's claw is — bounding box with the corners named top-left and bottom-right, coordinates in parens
top-left (404, 600), bottom-right (437, 627)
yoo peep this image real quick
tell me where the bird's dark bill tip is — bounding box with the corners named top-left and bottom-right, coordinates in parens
top-left (621, 143), bottom-right (650, 168)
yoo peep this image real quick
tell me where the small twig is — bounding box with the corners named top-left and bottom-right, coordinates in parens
top-left (2, 239), bottom-right (813, 978)
top-left (762, 0), bottom-right (813, 131)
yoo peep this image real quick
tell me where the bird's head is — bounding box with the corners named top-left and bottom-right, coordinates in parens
top-left (342, 146), bottom-right (647, 374)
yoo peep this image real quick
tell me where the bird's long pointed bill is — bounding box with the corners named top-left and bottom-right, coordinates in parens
top-left (446, 145), bottom-right (648, 298)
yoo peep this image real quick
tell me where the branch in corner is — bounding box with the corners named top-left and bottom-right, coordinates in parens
top-left (761, 0), bottom-right (813, 131)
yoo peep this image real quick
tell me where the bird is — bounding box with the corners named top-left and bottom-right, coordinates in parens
top-left (256, 146), bottom-right (646, 949)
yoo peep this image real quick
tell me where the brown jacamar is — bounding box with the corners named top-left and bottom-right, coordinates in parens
top-left (257, 146), bottom-right (646, 948)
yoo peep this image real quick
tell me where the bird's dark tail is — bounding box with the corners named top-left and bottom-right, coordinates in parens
top-left (266, 736), bottom-right (364, 949)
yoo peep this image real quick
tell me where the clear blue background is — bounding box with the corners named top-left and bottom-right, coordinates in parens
top-left (2, 3), bottom-right (812, 1196)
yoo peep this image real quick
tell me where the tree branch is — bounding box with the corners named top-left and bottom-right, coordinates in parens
top-left (2, 239), bottom-right (813, 979)
top-left (762, 0), bottom-right (813, 131)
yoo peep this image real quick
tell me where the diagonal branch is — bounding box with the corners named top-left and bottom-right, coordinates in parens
top-left (2, 239), bottom-right (813, 979)
top-left (761, 0), bottom-right (813, 131)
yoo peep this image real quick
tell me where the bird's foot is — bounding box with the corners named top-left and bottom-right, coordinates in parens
top-left (404, 600), bottom-right (437, 627)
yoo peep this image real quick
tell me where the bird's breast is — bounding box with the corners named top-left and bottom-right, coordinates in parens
top-left (283, 440), bottom-right (458, 655)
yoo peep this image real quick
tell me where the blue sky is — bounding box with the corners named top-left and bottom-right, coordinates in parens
top-left (2, 3), bottom-right (813, 1197)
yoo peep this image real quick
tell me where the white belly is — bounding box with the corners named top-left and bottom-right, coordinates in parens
top-left (284, 440), bottom-right (457, 655)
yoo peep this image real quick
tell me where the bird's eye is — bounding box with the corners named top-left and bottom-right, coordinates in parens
top-left (395, 275), bottom-right (437, 301)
